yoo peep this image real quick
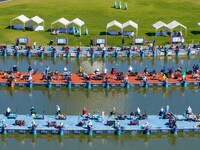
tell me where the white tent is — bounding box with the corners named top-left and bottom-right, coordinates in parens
top-left (167, 20), bottom-right (187, 35)
top-left (106, 20), bottom-right (122, 35)
top-left (198, 22), bottom-right (200, 26)
top-left (51, 17), bottom-right (70, 31)
top-left (106, 20), bottom-right (122, 29)
top-left (10, 15), bottom-right (30, 30)
top-left (122, 20), bottom-right (138, 36)
top-left (152, 21), bottom-right (170, 31)
top-left (71, 18), bottom-right (85, 27)
top-left (29, 16), bottom-right (44, 31)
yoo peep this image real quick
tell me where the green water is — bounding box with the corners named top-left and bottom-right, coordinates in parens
top-left (0, 56), bottom-right (199, 150)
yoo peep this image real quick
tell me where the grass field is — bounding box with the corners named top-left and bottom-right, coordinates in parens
top-left (0, 0), bottom-right (200, 46)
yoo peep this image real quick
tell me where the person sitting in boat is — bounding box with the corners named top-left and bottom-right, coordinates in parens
top-left (86, 113), bottom-right (91, 119)
top-left (135, 107), bottom-right (141, 116)
top-left (58, 114), bottom-right (66, 120)
top-left (78, 66), bottom-right (84, 76)
top-left (13, 65), bottom-right (18, 73)
top-left (59, 121), bottom-right (64, 128)
top-left (186, 106), bottom-right (192, 115)
top-left (63, 67), bottom-right (68, 75)
top-left (143, 76), bottom-right (147, 82)
top-left (88, 120), bottom-right (93, 129)
top-left (28, 66), bottom-right (33, 74)
top-left (144, 66), bottom-right (148, 75)
top-left (5, 107), bottom-right (11, 116)
top-left (103, 67), bottom-right (107, 75)
top-left (111, 67), bottom-right (116, 79)
top-left (161, 66), bottom-right (166, 73)
top-left (117, 121), bottom-right (120, 128)
top-left (94, 68), bottom-right (100, 76)
top-left (56, 105), bottom-right (61, 115)
top-left (45, 66), bottom-right (50, 77)
top-left (63, 67), bottom-right (69, 80)
top-left (176, 66), bottom-right (182, 72)
top-left (123, 75), bottom-right (128, 83)
top-left (18, 72), bottom-right (24, 80)
top-left (31, 121), bottom-right (36, 128)
top-left (128, 66), bottom-right (133, 74)
top-left (142, 122), bottom-right (149, 130)
top-left (110, 107), bottom-right (116, 116)
top-left (28, 75), bottom-right (32, 82)
top-left (30, 107), bottom-right (36, 116)
top-left (130, 112), bottom-right (134, 120)
top-left (159, 107), bottom-right (165, 116)
top-left (83, 107), bottom-right (87, 115)
top-left (101, 111), bottom-right (105, 123)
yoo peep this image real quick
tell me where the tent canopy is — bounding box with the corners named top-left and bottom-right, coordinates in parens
top-left (30, 16), bottom-right (44, 24)
top-left (10, 15), bottom-right (30, 30)
top-left (71, 18), bottom-right (85, 27)
top-left (198, 22), bottom-right (200, 26)
top-left (11, 15), bottom-right (30, 23)
top-left (168, 20), bottom-right (187, 30)
top-left (167, 20), bottom-right (187, 36)
top-left (51, 17), bottom-right (70, 31)
top-left (51, 17), bottom-right (70, 26)
top-left (122, 20), bottom-right (138, 36)
top-left (152, 21), bottom-right (170, 30)
top-left (106, 20), bottom-right (122, 29)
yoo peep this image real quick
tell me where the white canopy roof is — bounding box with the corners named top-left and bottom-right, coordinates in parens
top-left (11, 15), bottom-right (30, 23)
top-left (51, 17), bottom-right (70, 31)
top-left (30, 16), bottom-right (44, 24)
top-left (51, 17), bottom-right (70, 26)
top-left (71, 18), bottom-right (85, 27)
top-left (106, 20), bottom-right (122, 29)
top-left (152, 21), bottom-right (170, 30)
top-left (198, 22), bottom-right (200, 26)
top-left (168, 20), bottom-right (187, 30)
top-left (167, 20), bottom-right (187, 35)
top-left (122, 20), bottom-right (138, 36)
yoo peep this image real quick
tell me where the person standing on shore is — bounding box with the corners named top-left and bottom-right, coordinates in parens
top-left (33, 41), bottom-right (36, 49)
top-left (122, 38), bottom-right (125, 46)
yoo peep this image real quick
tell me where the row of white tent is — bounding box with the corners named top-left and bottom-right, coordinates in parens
top-left (10, 15), bottom-right (44, 31)
top-left (152, 20), bottom-right (187, 35)
top-left (10, 15), bottom-right (85, 31)
top-left (106, 20), bottom-right (138, 36)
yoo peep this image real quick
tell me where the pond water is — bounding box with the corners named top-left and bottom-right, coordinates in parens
top-left (0, 56), bottom-right (199, 150)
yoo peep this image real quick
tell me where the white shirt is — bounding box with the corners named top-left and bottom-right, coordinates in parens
top-left (137, 107), bottom-right (141, 114)
top-left (28, 76), bottom-right (32, 81)
top-left (103, 68), bottom-right (107, 74)
top-left (187, 106), bottom-right (192, 114)
top-left (128, 66), bottom-right (133, 72)
top-left (143, 76), bottom-right (147, 82)
top-left (160, 107), bottom-right (164, 112)
top-left (56, 105), bottom-right (60, 112)
top-left (7, 107), bottom-right (11, 113)
top-left (88, 121), bottom-right (92, 126)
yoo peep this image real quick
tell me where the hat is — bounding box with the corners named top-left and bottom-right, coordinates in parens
top-left (96, 68), bottom-right (99, 71)
top-left (64, 67), bottom-right (67, 71)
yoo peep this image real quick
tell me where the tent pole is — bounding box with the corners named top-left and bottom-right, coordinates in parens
top-left (10, 21), bottom-right (12, 29)
top-left (106, 28), bottom-right (107, 47)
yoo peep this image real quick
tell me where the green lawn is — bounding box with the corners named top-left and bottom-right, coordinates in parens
top-left (0, 0), bottom-right (200, 46)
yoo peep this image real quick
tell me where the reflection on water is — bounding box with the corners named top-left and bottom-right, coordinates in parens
top-left (0, 56), bottom-right (199, 73)
top-left (1, 133), bottom-right (200, 150)
top-left (0, 86), bottom-right (200, 115)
